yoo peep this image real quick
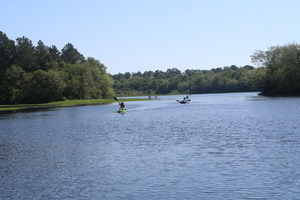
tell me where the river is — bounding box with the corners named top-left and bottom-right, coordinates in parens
top-left (1, 92), bottom-right (300, 199)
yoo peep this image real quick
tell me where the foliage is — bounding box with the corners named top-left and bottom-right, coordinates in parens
top-left (250, 43), bottom-right (300, 96)
top-left (112, 66), bottom-right (255, 96)
top-left (61, 43), bottom-right (85, 64)
top-left (3, 31), bottom-right (298, 102)
top-left (112, 43), bottom-right (300, 97)
top-left (25, 70), bottom-right (66, 103)
top-left (0, 31), bottom-right (114, 104)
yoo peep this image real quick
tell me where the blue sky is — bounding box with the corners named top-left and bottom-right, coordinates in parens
top-left (1, 0), bottom-right (300, 75)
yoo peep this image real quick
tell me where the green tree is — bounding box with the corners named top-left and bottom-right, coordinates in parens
top-left (35, 40), bottom-right (50, 70)
top-left (83, 58), bottom-right (113, 98)
top-left (112, 73), bottom-right (125, 80)
top-left (62, 58), bottom-right (114, 100)
top-left (124, 72), bottom-right (131, 79)
top-left (0, 31), bottom-right (16, 76)
top-left (0, 32), bottom-right (115, 104)
top-left (166, 68), bottom-right (181, 78)
top-left (153, 70), bottom-right (166, 79)
top-left (132, 71), bottom-right (142, 77)
top-left (26, 70), bottom-right (66, 103)
top-left (155, 79), bottom-right (170, 94)
top-left (1, 65), bottom-right (29, 104)
top-left (189, 74), bottom-right (211, 94)
top-left (246, 67), bottom-right (268, 93)
top-left (49, 45), bottom-right (60, 62)
top-left (61, 43), bottom-right (85, 64)
top-left (15, 36), bottom-right (37, 72)
top-left (142, 70), bottom-right (153, 78)
top-left (230, 65), bottom-right (238, 70)
top-left (0, 32), bottom-right (16, 102)
top-left (251, 43), bottom-right (300, 95)
top-left (177, 81), bottom-right (190, 94)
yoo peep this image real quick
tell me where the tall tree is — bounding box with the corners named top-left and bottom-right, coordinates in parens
top-left (15, 36), bottom-right (37, 72)
top-left (142, 70), bottom-right (153, 78)
top-left (1, 65), bottom-right (29, 104)
top-left (124, 72), bottom-right (131, 79)
top-left (86, 57), bottom-right (107, 72)
top-left (251, 43), bottom-right (300, 95)
top-left (61, 43), bottom-right (85, 64)
top-left (153, 70), bottom-right (166, 79)
top-left (35, 40), bottom-right (50, 70)
top-left (49, 45), bottom-right (60, 62)
top-left (132, 71), bottom-right (142, 77)
top-left (166, 68), bottom-right (181, 77)
top-left (0, 31), bottom-right (16, 76)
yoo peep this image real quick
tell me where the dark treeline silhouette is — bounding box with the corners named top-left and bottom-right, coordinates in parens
top-left (0, 31), bottom-right (114, 104)
top-left (112, 65), bottom-right (256, 96)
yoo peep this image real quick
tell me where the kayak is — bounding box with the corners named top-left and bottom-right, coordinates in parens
top-left (117, 109), bottom-right (128, 113)
top-left (177, 99), bottom-right (190, 104)
top-left (178, 101), bottom-right (187, 104)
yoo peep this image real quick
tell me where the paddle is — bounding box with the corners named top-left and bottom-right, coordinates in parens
top-left (113, 97), bottom-right (120, 104)
top-left (114, 97), bottom-right (127, 110)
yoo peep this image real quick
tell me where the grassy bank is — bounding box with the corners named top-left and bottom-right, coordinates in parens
top-left (0, 98), bottom-right (149, 112)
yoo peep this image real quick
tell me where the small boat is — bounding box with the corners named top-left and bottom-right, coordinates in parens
top-left (114, 97), bottom-right (128, 113)
top-left (177, 96), bottom-right (191, 104)
top-left (177, 99), bottom-right (190, 104)
top-left (117, 109), bottom-right (128, 113)
top-left (177, 95), bottom-right (191, 104)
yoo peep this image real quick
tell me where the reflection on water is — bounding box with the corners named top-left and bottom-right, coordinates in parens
top-left (1, 92), bottom-right (300, 199)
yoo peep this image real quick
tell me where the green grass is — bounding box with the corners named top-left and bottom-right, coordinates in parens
top-left (0, 98), bottom-right (151, 112)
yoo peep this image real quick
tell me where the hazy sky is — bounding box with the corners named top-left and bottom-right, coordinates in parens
top-left (1, 0), bottom-right (300, 74)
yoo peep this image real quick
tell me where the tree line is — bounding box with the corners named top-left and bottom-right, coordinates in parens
top-left (112, 65), bottom-right (256, 96)
top-left (0, 31), bottom-right (114, 104)
top-left (112, 43), bottom-right (300, 97)
top-left (1, 30), bottom-right (300, 104)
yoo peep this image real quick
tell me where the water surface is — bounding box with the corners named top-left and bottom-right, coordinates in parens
top-left (1, 93), bottom-right (300, 199)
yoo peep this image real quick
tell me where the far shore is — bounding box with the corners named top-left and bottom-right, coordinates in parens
top-left (0, 98), bottom-right (152, 112)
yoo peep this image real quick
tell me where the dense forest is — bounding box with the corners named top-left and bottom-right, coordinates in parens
top-left (110, 43), bottom-right (300, 97)
top-left (249, 43), bottom-right (300, 96)
top-left (0, 31), bottom-right (114, 104)
top-left (112, 66), bottom-right (256, 96)
top-left (112, 43), bottom-right (300, 97)
top-left (1, 31), bottom-right (300, 104)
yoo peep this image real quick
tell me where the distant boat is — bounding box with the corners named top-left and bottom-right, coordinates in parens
top-left (177, 95), bottom-right (191, 104)
top-left (176, 99), bottom-right (190, 104)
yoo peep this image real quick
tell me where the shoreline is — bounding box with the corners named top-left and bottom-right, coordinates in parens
top-left (0, 98), bottom-right (150, 112)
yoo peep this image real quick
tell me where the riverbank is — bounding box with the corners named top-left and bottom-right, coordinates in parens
top-left (0, 98), bottom-right (149, 112)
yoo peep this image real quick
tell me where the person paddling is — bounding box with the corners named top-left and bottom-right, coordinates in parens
top-left (120, 102), bottom-right (126, 110)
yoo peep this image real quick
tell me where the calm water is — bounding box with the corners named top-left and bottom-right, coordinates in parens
top-left (1, 92), bottom-right (300, 199)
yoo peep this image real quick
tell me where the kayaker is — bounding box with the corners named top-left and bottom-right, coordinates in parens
top-left (120, 102), bottom-right (126, 110)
